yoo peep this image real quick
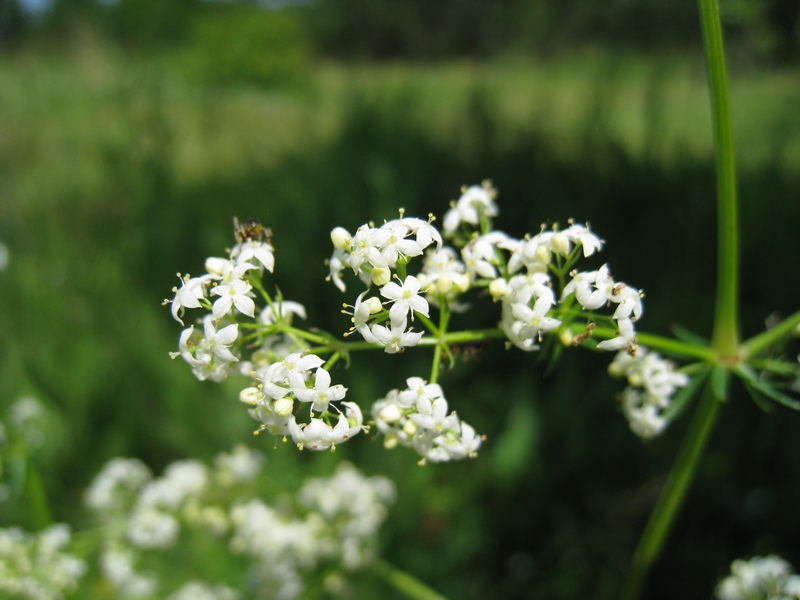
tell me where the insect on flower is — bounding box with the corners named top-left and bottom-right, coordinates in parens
top-left (234, 216), bottom-right (272, 244)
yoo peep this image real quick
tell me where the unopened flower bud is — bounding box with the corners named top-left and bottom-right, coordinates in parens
top-left (365, 296), bottom-right (383, 314)
top-left (453, 274), bottom-right (470, 293)
top-left (273, 397), bottom-right (294, 417)
top-left (372, 267), bottom-right (391, 287)
top-left (379, 404), bottom-right (402, 423)
top-left (331, 227), bottom-right (351, 249)
top-left (436, 277), bottom-right (453, 295)
top-left (239, 387), bottom-right (263, 405)
top-left (535, 244), bottom-right (552, 265)
top-left (489, 278), bottom-right (507, 301)
top-left (403, 420), bottom-right (418, 437)
top-left (551, 233), bottom-right (570, 256)
top-left (205, 257), bottom-right (228, 276)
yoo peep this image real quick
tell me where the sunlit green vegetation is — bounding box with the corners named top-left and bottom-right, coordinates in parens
top-left (2, 27), bottom-right (799, 598)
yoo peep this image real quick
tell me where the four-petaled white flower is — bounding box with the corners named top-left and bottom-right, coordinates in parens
top-left (380, 275), bottom-right (430, 326)
top-left (370, 320), bottom-right (424, 354)
top-left (294, 367), bottom-right (348, 413)
top-left (211, 278), bottom-right (256, 319)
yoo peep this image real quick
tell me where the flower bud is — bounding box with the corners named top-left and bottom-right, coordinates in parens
top-left (436, 277), bottom-right (453, 295)
top-left (379, 404), bottom-right (402, 423)
top-left (205, 257), bottom-right (228, 276)
top-left (551, 232), bottom-right (570, 256)
top-left (330, 227), bottom-right (351, 250)
top-left (535, 244), bottom-right (552, 265)
top-left (365, 296), bottom-right (383, 314)
top-left (489, 278), bottom-right (507, 301)
top-left (372, 267), bottom-right (391, 287)
top-left (273, 397), bottom-right (294, 417)
top-left (239, 387), bottom-right (263, 405)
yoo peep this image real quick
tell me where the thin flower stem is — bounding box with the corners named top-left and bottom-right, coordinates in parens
top-left (372, 560), bottom-right (448, 600)
top-left (621, 383), bottom-right (723, 600)
top-left (591, 327), bottom-right (717, 362)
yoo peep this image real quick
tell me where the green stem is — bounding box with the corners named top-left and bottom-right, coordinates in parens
top-left (372, 560), bottom-right (448, 600)
top-left (701, 0), bottom-right (740, 357)
top-left (622, 1), bottom-right (740, 596)
top-left (740, 308), bottom-right (800, 360)
top-left (590, 328), bottom-right (716, 362)
top-left (620, 383), bottom-right (723, 600)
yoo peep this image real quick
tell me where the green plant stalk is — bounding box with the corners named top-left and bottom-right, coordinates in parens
top-left (621, 0), bottom-right (740, 596)
top-left (701, 0), bottom-right (740, 357)
top-left (620, 383), bottom-right (723, 600)
top-left (372, 560), bottom-right (448, 600)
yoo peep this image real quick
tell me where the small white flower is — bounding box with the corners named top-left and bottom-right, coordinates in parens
top-left (380, 275), bottom-right (430, 326)
top-left (233, 240), bottom-right (275, 272)
top-left (211, 278), bottom-right (255, 319)
top-left (199, 318), bottom-right (239, 364)
top-left (294, 368), bottom-right (347, 413)
top-left (563, 223), bottom-right (604, 257)
top-left (443, 183), bottom-right (498, 234)
top-left (169, 274), bottom-right (211, 325)
top-left (597, 317), bottom-right (637, 352)
top-left (370, 320), bottom-right (423, 354)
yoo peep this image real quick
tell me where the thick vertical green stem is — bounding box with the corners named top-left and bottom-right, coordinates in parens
top-left (620, 384), bottom-right (722, 600)
top-left (700, 0), bottom-right (740, 357)
top-left (621, 2), bottom-right (741, 596)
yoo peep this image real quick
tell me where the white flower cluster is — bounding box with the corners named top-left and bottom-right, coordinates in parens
top-left (716, 554), bottom-right (800, 600)
top-left (166, 222), bottom-right (362, 452)
top-left (85, 447), bottom-right (393, 599)
top-left (241, 351), bottom-right (364, 451)
top-left (166, 222), bottom-right (276, 382)
top-left (227, 463), bottom-right (395, 600)
top-left (328, 213), bottom-right (442, 353)
top-left (372, 377), bottom-right (483, 463)
top-left (561, 263), bottom-right (643, 353)
top-left (0, 524), bottom-right (87, 600)
top-left (608, 349), bottom-right (690, 438)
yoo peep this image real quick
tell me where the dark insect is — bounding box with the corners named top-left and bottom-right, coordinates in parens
top-left (447, 342), bottom-right (487, 363)
top-left (234, 217), bottom-right (271, 244)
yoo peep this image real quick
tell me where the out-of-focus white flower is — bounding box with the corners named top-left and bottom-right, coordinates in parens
top-left (101, 542), bottom-right (158, 598)
top-left (716, 554), bottom-right (799, 600)
top-left (85, 457), bottom-right (152, 513)
top-left (0, 524), bottom-right (87, 600)
top-left (166, 581), bottom-right (241, 600)
top-left (0, 242), bottom-right (9, 271)
top-left (127, 508), bottom-right (180, 549)
top-left (443, 183), bottom-right (498, 234)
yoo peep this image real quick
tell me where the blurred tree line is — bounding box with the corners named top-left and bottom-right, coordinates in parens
top-left (2, 0), bottom-right (799, 64)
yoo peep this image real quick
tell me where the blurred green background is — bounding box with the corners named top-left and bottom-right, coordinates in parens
top-left (1, 0), bottom-right (800, 598)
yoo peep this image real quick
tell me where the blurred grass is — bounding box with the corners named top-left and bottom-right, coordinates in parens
top-left (1, 39), bottom-right (800, 599)
top-left (2, 44), bottom-right (799, 203)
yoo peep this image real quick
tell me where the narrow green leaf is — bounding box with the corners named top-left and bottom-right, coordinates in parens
top-left (670, 325), bottom-right (710, 348)
top-left (710, 365), bottom-right (730, 400)
top-left (663, 367), bottom-right (710, 422)
top-left (741, 380), bottom-right (775, 413)
top-left (746, 378), bottom-right (800, 411)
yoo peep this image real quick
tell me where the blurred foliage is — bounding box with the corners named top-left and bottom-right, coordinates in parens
top-left (1, 37), bottom-right (799, 598)
top-left (185, 6), bottom-right (311, 86)
top-left (2, 0), bottom-right (800, 63)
